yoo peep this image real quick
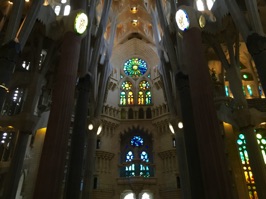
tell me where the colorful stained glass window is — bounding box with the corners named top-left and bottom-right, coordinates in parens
top-left (124, 58), bottom-right (147, 78)
top-left (138, 80), bottom-right (151, 105)
top-left (122, 81), bottom-right (132, 90)
top-left (139, 80), bottom-right (150, 90)
top-left (120, 81), bottom-right (134, 105)
top-left (237, 133), bottom-right (259, 199)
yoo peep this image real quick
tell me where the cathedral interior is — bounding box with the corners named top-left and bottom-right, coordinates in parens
top-left (0, 0), bottom-right (266, 199)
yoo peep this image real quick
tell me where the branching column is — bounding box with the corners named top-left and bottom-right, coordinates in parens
top-left (182, 27), bottom-right (235, 199)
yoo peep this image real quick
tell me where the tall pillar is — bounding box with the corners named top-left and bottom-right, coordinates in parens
top-left (175, 72), bottom-right (205, 199)
top-left (182, 27), bottom-right (235, 199)
top-left (65, 75), bottom-right (90, 199)
top-left (33, 31), bottom-right (82, 199)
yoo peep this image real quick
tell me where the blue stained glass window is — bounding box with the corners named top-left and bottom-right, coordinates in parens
top-left (140, 151), bottom-right (149, 162)
top-left (124, 58), bottom-right (147, 78)
top-left (126, 151), bottom-right (134, 162)
top-left (225, 86), bottom-right (229, 97)
top-left (131, 136), bottom-right (144, 146)
top-left (247, 85), bottom-right (253, 96)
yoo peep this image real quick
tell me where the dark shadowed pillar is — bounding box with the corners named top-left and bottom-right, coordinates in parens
top-left (33, 31), bottom-right (82, 199)
top-left (65, 75), bottom-right (90, 199)
top-left (182, 27), bottom-right (235, 199)
top-left (175, 72), bottom-right (205, 199)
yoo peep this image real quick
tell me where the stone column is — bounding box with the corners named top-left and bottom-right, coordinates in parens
top-left (174, 72), bottom-right (205, 199)
top-left (33, 31), bottom-right (82, 199)
top-left (65, 75), bottom-right (90, 199)
top-left (183, 27), bottom-right (235, 199)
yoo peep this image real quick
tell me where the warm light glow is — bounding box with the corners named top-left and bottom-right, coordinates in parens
top-left (8, 1), bottom-right (13, 4)
top-left (130, 6), bottom-right (138, 14)
top-left (131, 19), bottom-right (138, 26)
top-left (97, 125), bottom-right (103, 135)
top-left (169, 123), bottom-right (175, 134)
top-left (88, 124), bottom-right (94, 130)
top-left (37, 128), bottom-right (47, 134)
top-left (25, 0), bottom-right (30, 2)
top-left (178, 122), bottom-right (183, 129)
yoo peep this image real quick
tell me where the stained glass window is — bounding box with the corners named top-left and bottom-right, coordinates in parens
top-left (247, 85), bottom-right (253, 97)
top-left (139, 80), bottom-right (150, 90)
top-left (141, 193), bottom-right (151, 199)
top-left (128, 91), bottom-right (134, 105)
top-left (122, 134), bottom-right (153, 178)
top-left (125, 151), bottom-right (135, 176)
top-left (120, 81), bottom-right (134, 105)
top-left (225, 86), bottom-right (229, 97)
top-left (124, 193), bottom-right (134, 199)
top-left (126, 151), bottom-right (134, 162)
top-left (124, 58), bottom-right (147, 78)
top-left (122, 81), bottom-right (132, 90)
top-left (138, 91), bottom-right (144, 105)
top-left (237, 133), bottom-right (259, 199)
top-left (138, 80), bottom-right (151, 105)
top-left (131, 136), bottom-right (144, 146)
top-left (145, 91), bottom-right (151, 105)
top-left (120, 91), bottom-right (126, 105)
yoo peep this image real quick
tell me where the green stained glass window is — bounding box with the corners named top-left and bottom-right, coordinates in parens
top-left (120, 91), bottom-right (126, 105)
top-left (124, 58), bottom-right (147, 78)
top-left (145, 91), bottom-right (151, 105)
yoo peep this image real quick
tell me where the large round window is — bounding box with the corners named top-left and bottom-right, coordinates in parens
top-left (123, 58), bottom-right (147, 78)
